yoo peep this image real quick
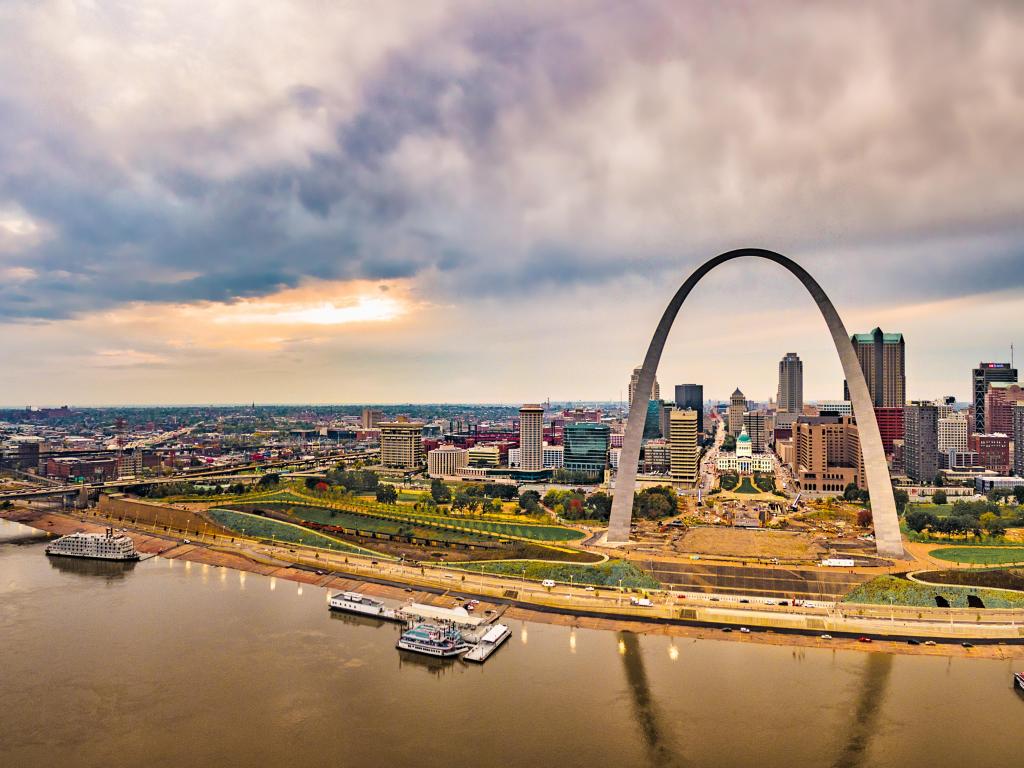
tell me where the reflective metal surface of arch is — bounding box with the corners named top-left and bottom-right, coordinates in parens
top-left (607, 248), bottom-right (904, 558)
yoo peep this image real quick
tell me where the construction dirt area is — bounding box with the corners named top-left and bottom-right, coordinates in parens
top-left (666, 526), bottom-right (824, 561)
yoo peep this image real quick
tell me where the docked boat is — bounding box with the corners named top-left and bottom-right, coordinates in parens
top-left (396, 623), bottom-right (470, 658)
top-left (329, 591), bottom-right (397, 620)
top-left (1014, 672), bottom-right (1024, 691)
top-left (45, 528), bottom-right (139, 561)
top-left (464, 623), bottom-right (511, 663)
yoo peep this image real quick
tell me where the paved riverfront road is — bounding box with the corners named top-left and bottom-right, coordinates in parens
top-left (4, 518), bottom-right (1024, 768)
top-left (637, 559), bottom-right (870, 600)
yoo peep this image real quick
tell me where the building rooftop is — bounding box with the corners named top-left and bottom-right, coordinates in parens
top-left (852, 327), bottom-right (903, 344)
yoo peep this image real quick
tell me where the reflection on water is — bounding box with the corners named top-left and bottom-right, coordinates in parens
top-left (397, 648), bottom-right (463, 677)
top-left (329, 610), bottom-right (391, 630)
top-left (619, 631), bottom-right (684, 768)
top-left (832, 652), bottom-right (894, 768)
top-left (47, 555), bottom-right (138, 580)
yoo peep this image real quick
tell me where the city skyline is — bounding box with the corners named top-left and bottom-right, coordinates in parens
top-left (1, 2), bottom-right (1022, 405)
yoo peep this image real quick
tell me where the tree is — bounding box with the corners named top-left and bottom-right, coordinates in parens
top-left (843, 483), bottom-right (861, 502)
top-left (314, 481), bottom-right (329, 493)
top-left (1014, 486), bottom-right (1024, 505)
top-left (585, 491), bottom-right (613, 520)
top-left (518, 490), bottom-right (541, 514)
top-left (932, 490), bottom-right (947, 506)
top-left (304, 476), bottom-right (320, 490)
top-left (258, 473), bottom-right (280, 488)
top-left (452, 490), bottom-right (472, 512)
top-left (430, 478), bottom-right (452, 504)
top-left (375, 484), bottom-right (398, 504)
top-left (856, 508), bottom-right (873, 528)
top-left (905, 509), bottom-right (936, 533)
top-left (893, 488), bottom-right (910, 514)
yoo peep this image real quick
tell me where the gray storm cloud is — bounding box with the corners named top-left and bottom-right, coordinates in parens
top-left (0, 0), bottom-right (1022, 322)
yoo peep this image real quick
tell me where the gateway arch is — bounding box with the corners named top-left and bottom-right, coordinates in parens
top-left (607, 248), bottom-right (905, 559)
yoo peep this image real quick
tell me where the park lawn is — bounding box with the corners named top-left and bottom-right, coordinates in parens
top-left (207, 508), bottom-right (391, 558)
top-left (735, 477), bottom-right (760, 494)
top-left (928, 546), bottom-right (1024, 565)
top-left (906, 503), bottom-right (954, 518)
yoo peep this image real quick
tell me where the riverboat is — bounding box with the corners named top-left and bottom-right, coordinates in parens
top-left (329, 591), bottom-right (397, 620)
top-left (396, 623), bottom-right (469, 658)
top-left (45, 528), bottom-right (139, 561)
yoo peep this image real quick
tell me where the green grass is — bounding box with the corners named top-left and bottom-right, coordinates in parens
top-left (735, 476), bottom-right (759, 494)
top-left (928, 547), bottom-right (1024, 565)
top-left (453, 559), bottom-right (659, 589)
top-left (843, 575), bottom-right (1024, 609)
top-left (906, 502), bottom-right (954, 518)
top-left (207, 508), bottom-right (390, 558)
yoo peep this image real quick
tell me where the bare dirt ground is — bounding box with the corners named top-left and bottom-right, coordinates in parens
top-left (672, 527), bottom-right (823, 561)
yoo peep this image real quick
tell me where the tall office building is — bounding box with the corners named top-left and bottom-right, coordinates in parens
top-left (643, 399), bottom-right (662, 440)
top-left (518, 404), bottom-right (544, 472)
top-left (845, 328), bottom-right (906, 408)
top-left (563, 422), bottom-right (611, 477)
top-left (983, 382), bottom-right (1024, 434)
top-left (792, 416), bottom-right (864, 493)
top-left (743, 410), bottom-right (768, 454)
top-left (380, 420), bottom-right (425, 469)
top-left (427, 445), bottom-right (467, 478)
top-left (669, 409), bottom-right (699, 485)
top-left (361, 407), bottom-right (383, 429)
top-left (673, 384), bottom-right (704, 433)
top-left (628, 366), bottom-right (660, 409)
top-left (973, 362), bottom-right (1017, 433)
top-left (936, 414), bottom-right (968, 455)
top-left (1013, 403), bottom-right (1024, 477)
top-left (728, 388), bottom-right (746, 436)
top-left (904, 402), bottom-right (939, 483)
top-left (777, 353), bottom-right (804, 417)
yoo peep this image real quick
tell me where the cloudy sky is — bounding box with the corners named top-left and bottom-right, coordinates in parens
top-left (1, 1), bottom-right (1022, 406)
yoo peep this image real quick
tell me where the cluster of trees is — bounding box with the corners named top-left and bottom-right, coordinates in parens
top-left (518, 490), bottom-right (542, 514)
top-left (905, 499), bottom-right (1024, 538)
top-left (324, 468), bottom-right (380, 492)
top-left (722, 434), bottom-right (737, 452)
top-left (551, 468), bottom-right (602, 484)
top-left (375, 485), bottom-right (398, 504)
top-left (428, 478), bottom-right (517, 505)
top-left (140, 480), bottom-right (249, 498)
top-left (987, 485), bottom-right (1024, 504)
top-left (843, 483), bottom-right (870, 504)
top-left (632, 486), bottom-right (679, 519)
top-left (542, 489), bottom-right (613, 521)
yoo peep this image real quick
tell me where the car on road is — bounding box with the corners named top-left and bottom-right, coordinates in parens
top-left (584, 586), bottom-right (595, 592)
top-left (541, 579), bottom-right (556, 588)
top-left (182, 539), bottom-right (192, 544)
top-left (739, 627), bottom-right (751, 634)
top-left (858, 636), bottom-right (872, 644)
top-left (820, 634), bottom-right (833, 640)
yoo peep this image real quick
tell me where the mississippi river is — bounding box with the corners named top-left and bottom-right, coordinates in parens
top-left (1, 519), bottom-right (1020, 768)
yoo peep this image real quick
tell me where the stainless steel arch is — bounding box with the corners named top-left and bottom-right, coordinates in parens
top-left (607, 248), bottom-right (905, 559)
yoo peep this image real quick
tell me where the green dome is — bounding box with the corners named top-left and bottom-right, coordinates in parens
top-left (737, 431), bottom-right (751, 442)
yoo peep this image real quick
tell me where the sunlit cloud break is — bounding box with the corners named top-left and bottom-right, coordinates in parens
top-left (212, 295), bottom-right (405, 327)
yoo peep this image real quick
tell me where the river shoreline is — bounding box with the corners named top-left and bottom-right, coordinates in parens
top-left (5, 506), bottom-right (1024, 660)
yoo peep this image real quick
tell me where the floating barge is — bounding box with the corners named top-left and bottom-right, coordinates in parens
top-left (464, 623), bottom-right (511, 663)
top-left (329, 591), bottom-right (401, 621)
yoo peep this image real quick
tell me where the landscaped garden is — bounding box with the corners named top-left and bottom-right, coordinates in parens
top-left (453, 558), bottom-right (659, 589)
top-left (843, 574), bottom-right (1024, 609)
top-left (734, 476), bottom-right (760, 494)
top-left (207, 508), bottom-right (390, 558)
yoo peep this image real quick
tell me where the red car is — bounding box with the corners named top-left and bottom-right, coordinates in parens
top-left (858, 636), bottom-right (872, 644)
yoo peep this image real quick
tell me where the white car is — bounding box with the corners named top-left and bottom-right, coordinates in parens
top-left (739, 627), bottom-right (751, 634)
top-left (541, 579), bottom-right (556, 588)
top-left (584, 586), bottom-right (595, 591)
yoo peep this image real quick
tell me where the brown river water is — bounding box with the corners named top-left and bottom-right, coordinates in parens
top-left (1, 518), bottom-right (1021, 768)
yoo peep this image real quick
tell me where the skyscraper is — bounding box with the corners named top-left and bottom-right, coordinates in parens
top-left (563, 422), bottom-right (610, 477)
top-left (743, 410), bottom-right (768, 453)
top-left (380, 421), bottom-right (425, 469)
top-left (669, 409), bottom-right (699, 485)
top-left (776, 352), bottom-right (803, 417)
top-left (673, 384), bottom-right (704, 433)
top-left (845, 328), bottom-right (906, 408)
top-left (518, 404), bottom-right (544, 472)
top-left (973, 363), bottom-right (1019, 433)
top-left (628, 366), bottom-right (660, 409)
top-left (728, 388), bottom-right (746, 436)
top-left (904, 402), bottom-right (939, 483)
